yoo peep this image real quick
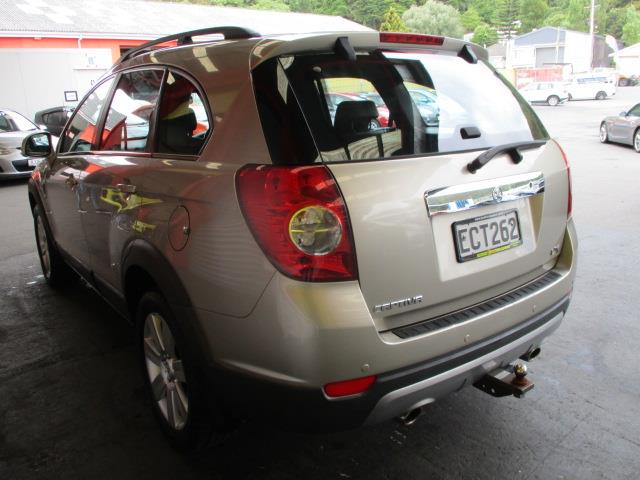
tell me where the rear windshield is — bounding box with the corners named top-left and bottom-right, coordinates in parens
top-left (253, 50), bottom-right (547, 165)
top-left (0, 110), bottom-right (37, 133)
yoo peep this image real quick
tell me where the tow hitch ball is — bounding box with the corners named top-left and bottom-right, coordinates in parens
top-left (474, 362), bottom-right (534, 398)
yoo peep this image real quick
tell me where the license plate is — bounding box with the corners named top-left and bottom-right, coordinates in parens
top-left (28, 158), bottom-right (41, 167)
top-left (452, 209), bottom-right (522, 263)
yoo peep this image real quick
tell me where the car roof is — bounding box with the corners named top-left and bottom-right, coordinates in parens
top-left (112, 29), bottom-right (486, 80)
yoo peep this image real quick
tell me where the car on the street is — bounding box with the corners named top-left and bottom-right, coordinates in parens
top-left (34, 106), bottom-right (74, 136)
top-left (0, 109), bottom-right (48, 179)
top-left (519, 81), bottom-right (569, 106)
top-left (566, 75), bottom-right (616, 101)
top-left (408, 88), bottom-right (439, 126)
top-left (25, 28), bottom-right (577, 452)
top-left (599, 103), bottom-right (640, 151)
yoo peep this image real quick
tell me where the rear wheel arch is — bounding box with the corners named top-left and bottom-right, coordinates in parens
top-left (121, 239), bottom-right (193, 319)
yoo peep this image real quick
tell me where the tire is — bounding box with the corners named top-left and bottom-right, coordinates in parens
top-left (600, 123), bottom-right (609, 143)
top-left (32, 204), bottom-right (76, 287)
top-left (634, 130), bottom-right (640, 153)
top-left (596, 91), bottom-right (607, 100)
top-left (368, 119), bottom-right (381, 130)
top-left (137, 291), bottom-right (231, 452)
top-left (547, 95), bottom-right (560, 106)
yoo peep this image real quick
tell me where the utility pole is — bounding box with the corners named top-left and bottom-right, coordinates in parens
top-left (589, 0), bottom-right (596, 71)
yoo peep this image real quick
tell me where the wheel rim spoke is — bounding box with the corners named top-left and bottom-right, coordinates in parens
top-left (143, 337), bottom-right (163, 366)
top-left (149, 314), bottom-right (166, 354)
top-left (167, 389), bottom-right (178, 429)
top-left (172, 359), bottom-right (186, 382)
top-left (175, 382), bottom-right (189, 418)
top-left (150, 374), bottom-right (167, 402)
top-left (143, 311), bottom-right (189, 431)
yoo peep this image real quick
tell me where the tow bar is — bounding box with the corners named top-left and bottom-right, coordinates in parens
top-left (474, 363), bottom-right (534, 398)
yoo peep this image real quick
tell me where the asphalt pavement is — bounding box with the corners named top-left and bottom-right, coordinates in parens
top-left (1, 88), bottom-right (639, 480)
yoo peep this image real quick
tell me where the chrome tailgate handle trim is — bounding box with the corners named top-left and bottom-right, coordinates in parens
top-left (425, 171), bottom-right (544, 216)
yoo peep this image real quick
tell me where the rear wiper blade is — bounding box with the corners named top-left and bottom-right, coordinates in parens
top-left (467, 140), bottom-right (547, 174)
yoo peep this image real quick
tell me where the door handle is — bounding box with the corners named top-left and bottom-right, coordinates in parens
top-left (65, 174), bottom-right (78, 188)
top-left (116, 183), bottom-right (137, 194)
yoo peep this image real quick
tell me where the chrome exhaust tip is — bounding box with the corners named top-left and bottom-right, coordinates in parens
top-left (397, 407), bottom-right (422, 427)
top-left (520, 346), bottom-right (541, 362)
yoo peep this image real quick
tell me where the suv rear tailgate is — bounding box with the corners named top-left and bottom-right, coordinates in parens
top-left (329, 142), bottom-right (569, 331)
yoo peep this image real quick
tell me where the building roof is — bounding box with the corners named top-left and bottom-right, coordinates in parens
top-left (514, 26), bottom-right (605, 47)
top-left (0, 0), bottom-right (369, 39)
top-left (611, 42), bottom-right (640, 57)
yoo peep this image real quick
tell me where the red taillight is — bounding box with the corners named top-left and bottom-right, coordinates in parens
top-left (553, 139), bottom-right (572, 218)
top-left (324, 375), bottom-right (376, 398)
top-left (379, 32), bottom-right (444, 46)
top-left (236, 164), bottom-right (358, 282)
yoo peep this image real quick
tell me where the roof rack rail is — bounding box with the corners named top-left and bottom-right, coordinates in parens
top-left (117, 26), bottom-right (261, 65)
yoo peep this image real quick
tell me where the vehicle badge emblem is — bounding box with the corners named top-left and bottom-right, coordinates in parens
top-left (492, 186), bottom-right (503, 202)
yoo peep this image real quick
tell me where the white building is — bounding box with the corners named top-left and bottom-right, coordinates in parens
top-left (508, 26), bottom-right (613, 74)
top-left (610, 43), bottom-right (640, 77)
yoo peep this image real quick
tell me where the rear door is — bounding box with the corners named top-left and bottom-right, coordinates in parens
top-left (266, 46), bottom-right (570, 331)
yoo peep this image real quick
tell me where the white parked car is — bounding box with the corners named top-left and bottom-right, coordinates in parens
top-left (566, 75), bottom-right (616, 100)
top-left (519, 82), bottom-right (569, 106)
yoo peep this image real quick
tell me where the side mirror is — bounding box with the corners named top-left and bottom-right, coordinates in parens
top-left (21, 132), bottom-right (52, 158)
top-left (620, 111), bottom-right (628, 117)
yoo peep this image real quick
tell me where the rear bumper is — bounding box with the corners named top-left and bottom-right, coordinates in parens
top-left (193, 219), bottom-right (577, 431)
top-left (211, 295), bottom-right (569, 432)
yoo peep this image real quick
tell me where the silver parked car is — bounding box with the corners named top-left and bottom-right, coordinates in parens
top-left (600, 103), bottom-right (640, 151)
top-left (25, 28), bottom-right (577, 451)
top-left (0, 109), bottom-right (46, 179)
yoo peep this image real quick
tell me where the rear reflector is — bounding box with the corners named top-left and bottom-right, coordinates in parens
top-left (379, 32), bottom-right (444, 46)
top-left (324, 375), bottom-right (376, 398)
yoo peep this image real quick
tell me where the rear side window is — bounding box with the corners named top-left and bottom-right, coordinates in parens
top-left (100, 70), bottom-right (163, 152)
top-left (61, 79), bottom-right (114, 153)
top-left (253, 51), bottom-right (547, 164)
top-left (155, 71), bottom-right (210, 156)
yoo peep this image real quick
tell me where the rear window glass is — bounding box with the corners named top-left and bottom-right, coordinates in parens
top-left (253, 51), bottom-right (547, 165)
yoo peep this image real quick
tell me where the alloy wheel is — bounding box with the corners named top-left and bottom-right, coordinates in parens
top-left (600, 124), bottom-right (608, 143)
top-left (36, 214), bottom-right (51, 279)
top-left (143, 312), bottom-right (189, 430)
top-left (635, 132), bottom-right (640, 153)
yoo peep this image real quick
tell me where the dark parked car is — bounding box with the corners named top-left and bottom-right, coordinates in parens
top-left (34, 106), bottom-right (74, 136)
top-left (600, 102), bottom-right (640, 151)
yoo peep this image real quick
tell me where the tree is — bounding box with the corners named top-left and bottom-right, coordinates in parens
top-left (461, 6), bottom-right (482, 32)
top-left (519, 0), bottom-right (549, 34)
top-left (472, 22), bottom-right (499, 45)
top-left (622, 6), bottom-right (640, 44)
top-left (380, 5), bottom-right (408, 32)
top-left (565, 0), bottom-right (589, 32)
top-left (495, 0), bottom-right (519, 38)
top-left (402, 0), bottom-right (465, 38)
top-left (471, 0), bottom-right (496, 24)
top-left (350, 0), bottom-right (393, 29)
top-left (253, 0), bottom-right (290, 10)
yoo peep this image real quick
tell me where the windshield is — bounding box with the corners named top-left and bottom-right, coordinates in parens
top-left (253, 50), bottom-right (547, 165)
top-left (0, 110), bottom-right (37, 133)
